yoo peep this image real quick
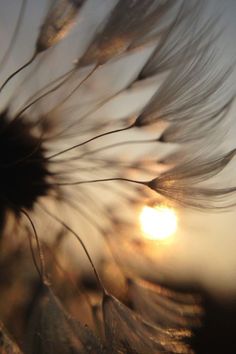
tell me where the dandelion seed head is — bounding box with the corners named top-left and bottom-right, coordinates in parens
top-left (0, 0), bottom-right (235, 352)
top-left (0, 111), bottom-right (50, 225)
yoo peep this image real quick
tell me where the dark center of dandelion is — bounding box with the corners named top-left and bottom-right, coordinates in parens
top-left (0, 111), bottom-right (50, 224)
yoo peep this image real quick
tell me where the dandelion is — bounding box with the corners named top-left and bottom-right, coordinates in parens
top-left (0, 0), bottom-right (235, 353)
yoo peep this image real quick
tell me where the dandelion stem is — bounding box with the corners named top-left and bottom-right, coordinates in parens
top-left (71, 138), bottom-right (158, 161)
top-left (20, 208), bottom-right (46, 282)
top-left (53, 177), bottom-right (147, 187)
top-left (38, 203), bottom-right (107, 295)
top-left (0, 0), bottom-right (27, 70)
top-left (0, 51), bottom-right (37, 93)
top-left (14, 69), bottom-right (74, 120)
top-left (48, 64), bottom-right (99, 114)
top-left (46, 123), bottom-right (135, 160)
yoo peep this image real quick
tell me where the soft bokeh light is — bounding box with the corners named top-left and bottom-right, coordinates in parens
top-left (140, 205), bottom-right (177, 241)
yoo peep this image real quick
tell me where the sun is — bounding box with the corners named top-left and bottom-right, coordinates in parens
top-left (140, 205), bottom-right (177, 241)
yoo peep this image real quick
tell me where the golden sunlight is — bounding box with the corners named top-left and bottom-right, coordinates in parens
top-left (140, 205), bottom-right (177, 241)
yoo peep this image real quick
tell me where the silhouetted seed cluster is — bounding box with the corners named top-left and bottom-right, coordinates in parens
top-left (0, 0), bottom-right (235, 353)
top-left (0, 111), bottom-right (50, 229)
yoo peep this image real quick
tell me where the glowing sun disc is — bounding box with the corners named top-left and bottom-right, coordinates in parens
top-left (140, 206), bottom-right (177, 241)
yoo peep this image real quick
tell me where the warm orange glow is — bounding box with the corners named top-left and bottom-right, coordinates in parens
top-left (140, 205), bottom-right (177, 241)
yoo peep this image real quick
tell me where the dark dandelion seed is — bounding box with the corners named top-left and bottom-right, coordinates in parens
top-left (0, 0), bottom-right (235, 353)
top-left (0, 111), bottom-right (50, 225)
